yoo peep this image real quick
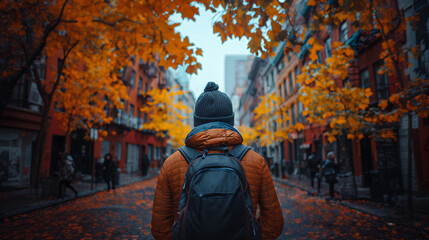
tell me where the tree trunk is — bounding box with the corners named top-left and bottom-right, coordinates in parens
top-left (0, 0), bottom-right (70, 116)
top-left (341, 134), bottom-right (358, 199)
top-left (346, 138), bottom-right (358, 199)
top-left (31, 98), bottom-right (51, 188)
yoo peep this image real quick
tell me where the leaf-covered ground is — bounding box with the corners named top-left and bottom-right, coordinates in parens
top-left (1, 178), bottom-right (427, 239)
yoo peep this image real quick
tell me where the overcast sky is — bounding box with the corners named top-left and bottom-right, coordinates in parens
top-left (173, 7), bottom-right (253, 98)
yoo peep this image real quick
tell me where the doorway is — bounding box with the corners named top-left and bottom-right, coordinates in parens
top-left (360, 138), bottom-right (373, 187)
top-left (50, 135), bottom-right (66, 176)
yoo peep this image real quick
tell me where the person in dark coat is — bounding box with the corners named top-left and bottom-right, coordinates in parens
top-left (103, 153), bottom-right (118, 191)
top-left (58, 154), bottom-right (78, 198)
top-left (322, 152), bottom-right (339, 200)
top-left (306, 152), bottom-right (319, 188)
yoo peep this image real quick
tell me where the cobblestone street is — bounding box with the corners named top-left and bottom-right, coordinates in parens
top-left (2, 177), bottom-right (428, 239)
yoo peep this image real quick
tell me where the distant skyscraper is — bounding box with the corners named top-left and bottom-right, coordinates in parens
top-left (224, 55), bottom-right (254, 126)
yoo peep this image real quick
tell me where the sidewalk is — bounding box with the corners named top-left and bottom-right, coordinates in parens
top-left (274, 173), bottom-right (429, 231)
top-left (0, 170), bottom-right (159, 220)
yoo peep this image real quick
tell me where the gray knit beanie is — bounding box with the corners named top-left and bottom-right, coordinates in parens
top-left (194, 82), bottom-right (234, 127)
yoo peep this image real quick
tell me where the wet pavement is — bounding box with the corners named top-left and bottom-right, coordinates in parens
top-left (1, 177), bottom-right (428, 239)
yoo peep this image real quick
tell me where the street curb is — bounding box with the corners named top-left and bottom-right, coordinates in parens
top-left (273, 177), bottom-right (429, 234)
top-left (1, 174), bottom-right (158, 221)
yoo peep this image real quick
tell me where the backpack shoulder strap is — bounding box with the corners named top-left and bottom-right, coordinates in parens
top-left (229, 144), bottom-right (251, 162)
top-left (178, 146), bottom-right (203, 164)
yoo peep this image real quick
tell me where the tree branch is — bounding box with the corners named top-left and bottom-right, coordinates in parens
top-left (2, 0), bottom-right (70, 115)
top-left (48, 40), bottom-right (79, 99)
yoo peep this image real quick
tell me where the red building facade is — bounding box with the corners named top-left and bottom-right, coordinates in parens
top-left (248, 0), bottom-right (429, 194)
top-left (0, 53), bottom-right (166, 189)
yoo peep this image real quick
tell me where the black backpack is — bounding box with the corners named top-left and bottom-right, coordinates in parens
top-left (172, 144), bottom-right (262, 240)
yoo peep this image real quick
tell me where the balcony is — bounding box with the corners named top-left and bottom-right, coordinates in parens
top-left (113, 110), bottom-right (138, 130)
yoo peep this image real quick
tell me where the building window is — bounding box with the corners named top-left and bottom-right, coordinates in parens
top-left (375, 62), bottom-right (390, 101)
top-left (295, 66), bottom-right (300, 90)
top-left (325, 37), bottom-right (332, 59)
top-left (131, 70), bottom-right (136, 89)
top-left (283, 79), bottom-right (288, 98)
top-left (340, 22), bottom-right (348, 43)
top-left (291, 104), bottom-right (296, 125)
top-left (129, 104), bottom-right (134, 116)
top-left (155, 147), bottom-right (161, 160)
top-left (101, 141), bottom-right (111, 160)
top-left (147, 144), bottom-right (153, 161)
top-left (281, 113), bottom-right (285, 129)
top-left (286, 110), bottom-right (290, 126)
top-left (115, 142), bottom-right (122, 161)
top-left (144, 83), bottom-right (148, 94)
top-left (0, 128), bottom-right (35, 187)
top-left (144, 113), bottom-right (147, 123)
top-left (126, 144), bottom-right (139, 174)
top-left (279, 85), bottom-right (283, 98)
top-left (277, 60), bottom-right (284, 71)
top-left (137, 109), bottom-right (141, 126)
top-left (138, 77), bottom-right (142, 93)
top-left (10, 76), bottom-right (29, 108)
top-left (289, 72), bottom-right (294, 94)
top-left (360, 68), bottom-right (370, 88)
top-left (298, 101), bottom-right (303, 123)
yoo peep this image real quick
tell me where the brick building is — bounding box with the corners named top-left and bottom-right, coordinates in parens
top-left (241, 0), bottom-right (429, 194)
top-left (0, 54), bottom-right (167, 189)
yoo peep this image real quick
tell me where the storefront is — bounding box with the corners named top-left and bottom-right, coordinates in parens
top-left (0, 127), bottom-right (36, 188)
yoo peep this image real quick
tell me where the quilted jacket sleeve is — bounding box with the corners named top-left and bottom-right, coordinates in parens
top-left (150, 163), bottom-right (174, 240)
top-left (258, 159), bottom-right (284, 239)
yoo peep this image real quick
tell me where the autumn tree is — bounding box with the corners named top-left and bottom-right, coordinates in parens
top-left (53, 58), bottom-right (129, 149)
top-left (210, 0), bottom-right (427, 214)
top-left (298, 43), bottom-right (375, 196)
top-left (253, 92), bottom-right (303, 147)
top-left (140, 85), bottom-right (192, 150)
top-left (237, 125), bottom-right (259, 146)
top-left (1, 0), bottom-right (206, 186)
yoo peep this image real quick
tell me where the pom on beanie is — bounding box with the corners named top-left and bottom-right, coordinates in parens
top-left (204, 82), bottom-right (219, 92)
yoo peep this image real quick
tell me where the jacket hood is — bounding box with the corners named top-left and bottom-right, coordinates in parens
top-left (185, 122), bottom-right (243, 150)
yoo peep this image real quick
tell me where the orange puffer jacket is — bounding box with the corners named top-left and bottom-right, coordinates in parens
top-left (150, 123), bottom-right (284, 239)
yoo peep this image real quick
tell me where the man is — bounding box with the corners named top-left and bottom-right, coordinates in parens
top-left (58, 154), bottom-right (78, 198)
top-left (151, 82), bottom-right (284, 239)
top-left (322, 152), bottom-right (339, 200)
top-left (103, 153), bottom-right (118, 191)
top-left (306, 152), bottom-right (319, 188)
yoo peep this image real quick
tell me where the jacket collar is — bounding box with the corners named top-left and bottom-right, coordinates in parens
top-left (185, 122), bottom-right (243, 149)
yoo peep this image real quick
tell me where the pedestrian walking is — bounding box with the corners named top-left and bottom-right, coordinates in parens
top-left (306, 152), bottom-right (319, 188)
top-left (322, 152), bottom-right (339, 200)
top-left (151, 82), bottom-right (284, 240)
top-left (103, 153), bottom-right (118, 191)
top-left (58, 153), bottom-right (78, 198)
